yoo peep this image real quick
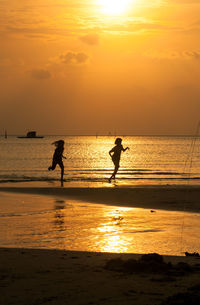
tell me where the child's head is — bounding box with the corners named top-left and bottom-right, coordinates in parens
top-left (115, 138), bottom-right (122, 145)
top-left (53, 140), bottom-right (64, 147)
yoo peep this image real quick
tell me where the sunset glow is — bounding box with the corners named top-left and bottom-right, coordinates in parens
top-left (98, 0), bottom-right (133, 15)
top-left (1, 0), bottom-right (200, 135)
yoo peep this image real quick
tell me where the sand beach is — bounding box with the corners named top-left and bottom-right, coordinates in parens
top-left (1, 183), bottom-right (200, 304)
top-left (1, 183), bottom-right (200, 212)
top-left (1, 247), bottom-right (200, 305)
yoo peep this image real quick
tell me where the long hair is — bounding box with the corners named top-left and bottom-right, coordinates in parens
top-left (52, 140), bottom-right (64, 147)
top-left (115, 138), bottom-right (122, 145)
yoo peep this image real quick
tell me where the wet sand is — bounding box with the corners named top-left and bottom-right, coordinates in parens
top-left (1, 184), bottom-right (200, 213)
top-left (1, 247), bottom-right (200, 305)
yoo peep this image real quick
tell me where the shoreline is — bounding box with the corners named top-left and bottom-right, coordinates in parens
top-left (1, 184), bottom-right (200, 213)
top-left (1, 247), bottom-right (200, 305)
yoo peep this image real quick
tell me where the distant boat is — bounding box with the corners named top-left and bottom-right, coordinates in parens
top-left (17, 131), bottom-right (44, 139)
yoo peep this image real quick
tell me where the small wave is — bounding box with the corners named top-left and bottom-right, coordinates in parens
top-left (0, 169), bottom-right (186, 179)
top-left (0, 177), bottom-right (58, 184)
top-left (69, 168), bottom-right (155, 172)
top-left (0, 172), bottom-right (200, 184)
top-left (0, 209), bottom-right (54, 218)
top-left (127, 229), bottom-right (163, 234)
top-left (76, 171), bottom-right (182, 176)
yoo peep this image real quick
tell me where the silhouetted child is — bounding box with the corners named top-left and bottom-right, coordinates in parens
top-left (48, 140), bottom-right (66, 183)
top-left (109, 138), bottom-right (129, 182)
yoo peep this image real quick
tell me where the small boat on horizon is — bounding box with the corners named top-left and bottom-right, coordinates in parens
top-left (17, 131), bottom-right (44, 139)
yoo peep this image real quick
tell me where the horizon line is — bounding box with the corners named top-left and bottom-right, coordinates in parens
top-left (2, 134), bottom-right (200, 137)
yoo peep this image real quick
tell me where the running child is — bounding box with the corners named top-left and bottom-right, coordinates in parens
top-left (109, 138), bottom-right (129, 182)
top-left (48, 140), bottom-right (66, 183)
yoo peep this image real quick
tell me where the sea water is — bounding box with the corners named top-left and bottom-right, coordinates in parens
top-left (0, 135), bottom-right (200, 185)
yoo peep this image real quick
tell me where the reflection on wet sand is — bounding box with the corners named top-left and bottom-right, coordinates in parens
top-left (95, 208), bottom-right (130, 252)
top-left (53, 200), bottom-right (66, 231)
top-left (1, 192), bottom-right (200, 255)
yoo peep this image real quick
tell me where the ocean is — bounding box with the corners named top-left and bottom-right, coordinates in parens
top-left (0, 135), bottom-right (200, 186)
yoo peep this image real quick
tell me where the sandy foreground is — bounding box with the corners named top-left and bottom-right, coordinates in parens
top-left (1, 247), bottom-right (200, 305)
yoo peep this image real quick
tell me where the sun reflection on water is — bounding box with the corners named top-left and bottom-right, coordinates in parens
top-left (98, 234), bottom-right (129, 253)
top-left (94, 207), bottom-right (135, 252)
top-left (2, 192), bottom-right (200, 256)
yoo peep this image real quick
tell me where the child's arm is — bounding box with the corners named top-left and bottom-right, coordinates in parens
top-left (109, 147), bottom-right (115, 157)
top-left (122, 146), bottom-right (130, 152)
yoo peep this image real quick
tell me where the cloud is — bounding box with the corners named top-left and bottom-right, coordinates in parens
top-left (87, 16), bottom-right (180, 35)
top-left (79, 34), bottom-right (99, 45)
top-left (183, 51), bottom-right (200, 59)
top-left (169, 0), bottom-right (200, 3)
top-left (30, 69), bottom-right (51, 80)
top-left (1, 1), bottom-right (191, 39)
top-left (144, 49), bottom-right (200, 60)
top-left (59, 51), bottom-right (89, 64)
top-left (5, 25), bottom-right (72, 38)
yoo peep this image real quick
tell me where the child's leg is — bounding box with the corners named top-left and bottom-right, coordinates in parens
top-left (59, 162), bottom-right (64, 182)
top-left (109, 162), bottom-right (119, 182)
top-left (48, 159), bottom-right (57, 171)
top-left (113, 163), bottom-right (119, 178)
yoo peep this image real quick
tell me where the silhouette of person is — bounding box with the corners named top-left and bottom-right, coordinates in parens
top-left (109, 138), bottom-right (129, 182)
top-left (48, 140), bottom-right (66, 183)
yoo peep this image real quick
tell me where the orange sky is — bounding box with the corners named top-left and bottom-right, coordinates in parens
top-left (1, 0), bottom-right (200, 135)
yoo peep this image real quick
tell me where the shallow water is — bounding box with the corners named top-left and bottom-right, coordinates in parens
top-left (0, 135), bottom-right (200, 185)
top-left (1, 191), bottom-right (200, 256)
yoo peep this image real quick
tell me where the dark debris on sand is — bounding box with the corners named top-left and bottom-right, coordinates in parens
top-left (160, 284), bottom-right (200, 305)
top-left (105, 253), bottom-right (192, 276)
top-left (185, 252), bottom-right (200, 257)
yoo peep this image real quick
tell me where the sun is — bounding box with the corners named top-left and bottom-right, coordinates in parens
top-left (98, 0), bottom-right (133, 16)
